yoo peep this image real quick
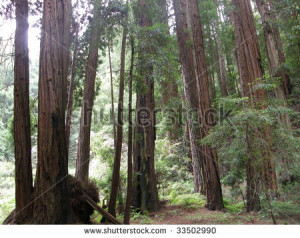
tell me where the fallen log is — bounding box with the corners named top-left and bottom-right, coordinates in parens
top-left (84, 193), bottom-right (122, 224)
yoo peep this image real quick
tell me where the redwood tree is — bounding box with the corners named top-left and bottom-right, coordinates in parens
top-left (188, 0), bottom-right (224, 210)
top-left (33, 0), bottom-right (74, 223)
top-left (173, 0), bottom-right (224, 210)
top-left (232, 0), bottom-right (277, 211)
top-left (133, 0), bottom-right (160, 212)
top-left (14, 0), bottom-right (33, 223)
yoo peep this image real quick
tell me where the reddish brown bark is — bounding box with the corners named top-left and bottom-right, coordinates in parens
top-left (187, 0), bottom-right (224, 210)
top-left (173, 0), bottom-right (224, 210)
top-left (34, 0), bottom-right (74, 223)
top-left (133, 0), bottom-right (160, 212)
top-left (14, 0), bottom-right (33, 223)
top-left (232, 0), bottom-right (277, 211)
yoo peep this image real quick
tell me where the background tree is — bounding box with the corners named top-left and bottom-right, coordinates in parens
top-left (76, 0), bottom-right (102, 183)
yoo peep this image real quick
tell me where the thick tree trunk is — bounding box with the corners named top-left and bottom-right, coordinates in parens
top-left (124, 38), bottom-right (134, 224)
top-left (187, 0), bottom-right (224, 210)
top-left (76, 0), bottom-right (101, 183)
top-left (14, 0), bottom-right (33, 223)
top-left (34, 0), bottom-right (74, 223)
top-left (108, 19), bottom-right (128, 217)
top-left (173, 0), bottom-right (224, 210)
top-left (173, 0), bottom-right (204, 196)
top-left (133, 0), bottom-right (160, 212)
top-left (232, 0), bottom-right (277, 211)
top-left (66, 26), bottom-right (79, 153)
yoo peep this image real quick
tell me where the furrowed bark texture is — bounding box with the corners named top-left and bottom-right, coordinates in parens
top-left (232, 0), bottom-right (277, 211)
top-left (34, 0), bottom-right (74, 223)
top-left (133, 0), bottom-right (160, 212)
top-left (173, 0), bottom-right (224, 210)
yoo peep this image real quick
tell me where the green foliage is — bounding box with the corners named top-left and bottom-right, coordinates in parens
top-left (170, 193), bottom-right (206, 208)
top-left (0, 161), bottom-right (15, 223)
top-left (203, 90), bottom-right (300, 200)
top-left (131, 210), bottom-right (153, 224)
top-left (223, 198), bottom-right (244, 213)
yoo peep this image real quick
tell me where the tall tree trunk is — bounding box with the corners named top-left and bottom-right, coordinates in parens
top-left (158, 0), bottom-right (181, 142)
top-left (256, 0), bottom-right (291, 97)
top-left (66, 26), bottom-right (79, 153)
top-left (133, 0), bottom-right (160, 212)
top-left (256, 0), bottom-right (292, 128)
top-left (108, 17), bottom-right (128, 217)
top-left (76, 0), bottom-right (102, 183)
top-left (14, 0), bottom-right (33, 223)
top-left (232, 0), bottom-right (277, 211)
top-left (108, 41), bottom-right (116, 145)
top-left (187, 0), bottom-right (224, 210)
top-left (173, 0), bottom-right (206, 197)
top-left (214, 20), bottom-right (228, 96)
top-left (173, 0), bottom-right (224, 210)
top-left (124, 37), bottom-right (134, 224)
top-left (34, 0), bottom-right (74, 223)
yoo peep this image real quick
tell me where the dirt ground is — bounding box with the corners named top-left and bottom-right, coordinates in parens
top-left (132, 203), bottom-right (300, 225)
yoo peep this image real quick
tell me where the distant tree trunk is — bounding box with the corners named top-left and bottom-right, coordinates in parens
top-left (66, 25), bottom-right (79, 153)
top-left (256, 0), bottom-right (291, 98)
top-left (215, 29), bottom-right (228, 96)
top-left (108, 18), bottom-right (128, 217)
top-left (158, 0), bottom-right (181, 142)
top-left (33, 0), bottom-right (74, 223)
top-left (232, 0), bottom-right (277, 211)
top-left (14, 0), bottom-right (33, 223)
top-left (76, 0), bottom-right (101, 183)
top-left (108, 41), bottom-right (116, 145)
top-left (187, 0), bottom-right (224, 210)
top-left (256, 0), bottom-right (292, 179)
top-left (133, 0), bottom-right (160, 212)
top-left (256, 0), bottom-right (292, 129)
top-left (124, 37), bottom-right (134, 224)
top-left (213, 1), bottom-right (228, 97)
top-left (207, 25), bottom-right (217, 101)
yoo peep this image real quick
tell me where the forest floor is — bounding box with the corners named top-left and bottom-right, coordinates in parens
top-left (1, 160), bottom-right (300, 225)
top-left (130, 202), bottom-right (300, 225)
